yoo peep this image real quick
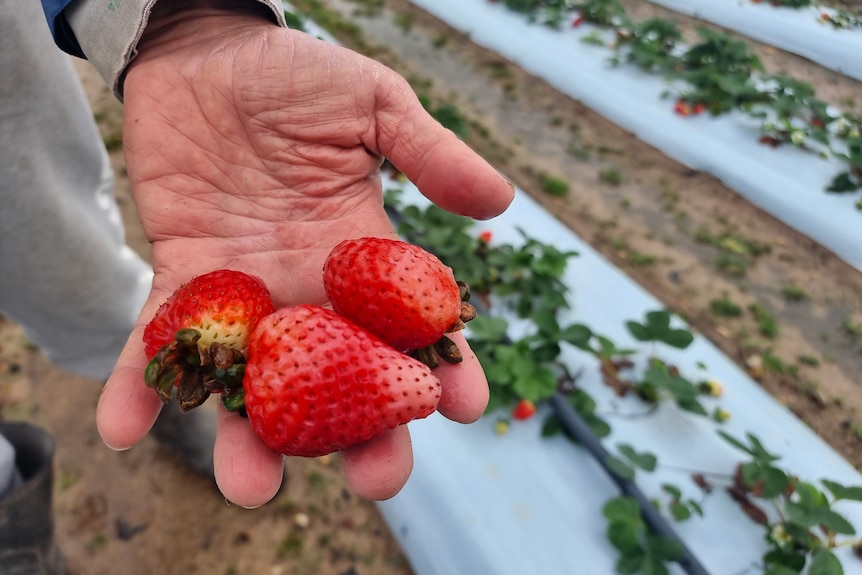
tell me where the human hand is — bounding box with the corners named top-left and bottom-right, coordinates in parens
top-left (95, 2), bottom-right (513, 507)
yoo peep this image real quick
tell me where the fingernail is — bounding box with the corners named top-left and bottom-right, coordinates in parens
top-left (103, 441), bottom-right (131, 452)
top-left (224, 497), bottom-right (262, 510)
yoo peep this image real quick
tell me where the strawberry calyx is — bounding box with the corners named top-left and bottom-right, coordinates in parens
top-left (409, 280), bottom-right (478, 368)
top-left (144, 328), bottom-right (248, 413)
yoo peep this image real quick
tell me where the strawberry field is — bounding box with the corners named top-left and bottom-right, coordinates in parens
top-left (285, 1), bottom-right (862, 574)
top-left (3, 1), bottom-right (862, 574)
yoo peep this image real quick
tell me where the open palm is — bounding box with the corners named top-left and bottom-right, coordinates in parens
top-left (95, 11), bottom-right (513, 507)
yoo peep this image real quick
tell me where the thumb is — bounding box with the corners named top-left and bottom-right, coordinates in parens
top-left (372, 76), bottom-right (514, 220)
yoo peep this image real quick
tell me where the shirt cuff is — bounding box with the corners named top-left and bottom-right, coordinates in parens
top-left (65, 0), bottom-right (287, 100)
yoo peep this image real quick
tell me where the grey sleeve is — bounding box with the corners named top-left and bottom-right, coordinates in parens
top-left (65, 0), bottom-right (287, 99)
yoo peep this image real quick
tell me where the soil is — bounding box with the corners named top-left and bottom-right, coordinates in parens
top-left (2, 2), bottom-right (862, 574)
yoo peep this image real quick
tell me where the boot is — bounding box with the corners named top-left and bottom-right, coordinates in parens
top-left (0, 421), bottom-right (65, 575)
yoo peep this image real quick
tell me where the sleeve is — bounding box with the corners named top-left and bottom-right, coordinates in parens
top-left (40, 0), bottom-right (287, 99)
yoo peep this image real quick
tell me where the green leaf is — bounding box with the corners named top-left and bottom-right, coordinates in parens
top-left (686, 499), bottom-right (703, 517)
top-left (603, 497), bottom-right (642, 523)
top-left (660, 328), bottom-right (694, 349)
top-left (661, 484), bottom-right (682, 500)
top-left (808, 549), bottom-right (843, 575)
top-left (676, 398), bottom-right (709, 417)
top-left (764, 547), bottom-right (807, 571)
top-left (821, 479), bottom-right (862, 502)
top-left (512, 366), bottom-right (557, 402)
top-left (466, 315), bottom-right (509, 341)
top-left (718, 430), bottom-right (754, 455)
top-left (626, 320), bottom-right (653, 342)
top-left (540, 414), bottom-right (562, 438)
top-left (640, 552), bottom-right (672, 575)
top-left (808, 507), bottom-right (856, 535)
top-left (763, 566), bottom-right (800, 575)
top-left (608, 521), bottom-right (642, 554)
top-left (826, 171), bottom-right (859, 193)
top-left (560, 323), bottom-right (593, 349)
top-left (645, 310), bottom-right (672, 332)
top-left (618, 444), bottom-right (658, 472)
top-left (615, 552), bottom-right (645, 575)
top-left (645, 535), bottom-right (685, 561)
top-left (585, 413), bottom-right (612, 438)
top-left (605, 455), bottom-right (636, 480)
top-left (669, 501), bottom-right (691, 522)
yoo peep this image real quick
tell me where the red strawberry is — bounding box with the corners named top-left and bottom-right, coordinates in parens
top-left (674, 100), bottom-right (691, 116)
top-left (143, 269), bottom-right (275, 410)
top-left (323, 237), bottom-right (474, 363)
top-left (243, 304), bottom-right (442, 457)
top-left (512, 399), bottom-right (537, 421)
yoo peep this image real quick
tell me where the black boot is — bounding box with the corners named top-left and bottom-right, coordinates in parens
top-left (0, 421), bottom-right (65, 575)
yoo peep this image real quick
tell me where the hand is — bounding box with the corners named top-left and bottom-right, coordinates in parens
top-left (95, 3), bottom-right (513, 508)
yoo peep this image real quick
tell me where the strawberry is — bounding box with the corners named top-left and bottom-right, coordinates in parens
top-left (243, 304), bottom-right (442, 457)
top-left (143, 269), bottom-right (275, 411)
top-left (674, 99), bottom-right (691, 116)
top-left (512, 399), bottom-right (537, 421)
top-left (323, 237), bottom-right (476, 366)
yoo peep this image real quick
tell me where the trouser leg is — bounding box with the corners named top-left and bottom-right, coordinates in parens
top-left (0, 0), bottom-right (152, 381)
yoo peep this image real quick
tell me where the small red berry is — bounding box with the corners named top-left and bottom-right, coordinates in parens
top-left (512, 399), bottom-right (537, 421)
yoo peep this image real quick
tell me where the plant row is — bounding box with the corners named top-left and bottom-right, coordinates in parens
top-left (384, 183), bottom-right (862, 575)
top-left (489, 0), bottom-right (862, 198)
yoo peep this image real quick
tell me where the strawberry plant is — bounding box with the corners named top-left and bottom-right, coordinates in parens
top-left (673, 28), bottom-right (766, 114)
top-left (821, 10), bottom-right (862, 31)
top-left (612, 18), bottom-right (682, 73)
top-left (490, 0), bottom-right (862, 196)
top-left (380, 178), bottom-right (862, 574)
top-left (571, 0), bottom-right (628, 27)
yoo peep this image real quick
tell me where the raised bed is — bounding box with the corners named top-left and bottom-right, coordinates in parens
top-left (403, 0), bottom-right (862, 274)
top-left (284, 3), bottom-right (862, 573)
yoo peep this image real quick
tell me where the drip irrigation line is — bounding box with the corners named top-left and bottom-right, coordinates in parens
top-left (386, 202), bottom-right (711, 575)
top-left (548, 394), bottom-right (711, 575)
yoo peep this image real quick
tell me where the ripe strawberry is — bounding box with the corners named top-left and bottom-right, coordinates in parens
top-left (243, 304), bottom-right (442, 457)
top-left (323, 237), bottom-right (475, 364)
top-left (512, 399), bottom-right (537, 421)
top-left (143, 269), bottom-right (275, 411)
top-left (673, 100), bottom-right (691, 116)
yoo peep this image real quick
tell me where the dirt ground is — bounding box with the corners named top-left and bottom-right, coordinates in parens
top-left (3, 2), bottom-right (862, 574)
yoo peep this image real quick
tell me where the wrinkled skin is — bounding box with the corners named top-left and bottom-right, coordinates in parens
top-left (96, 4), bottom-right (513, 508)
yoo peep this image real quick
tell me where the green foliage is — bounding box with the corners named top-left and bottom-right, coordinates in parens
top-left (384, 178), bottom-right (860, 575)
top-left (710, 297), bottom-right (743, 317)
top-left (625, 310), bottom-right (694, 349)
top-left (599, 167), bottom-right (624, 186)
top-left (603, 497), bottom-right (684, 574)
top-left (613, 18), bottom-right (682, 73)
top-left (572, 0), bottom-right (628, 27)
top-left (540, 173), bottom-right (571, 197)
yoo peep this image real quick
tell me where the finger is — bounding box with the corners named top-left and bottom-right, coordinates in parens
top-left (433, 331), bottom-right (490, 424)
top-left (96, 326), bottom-right (164, 450)
top-left (339, 425), bottom-right (413, 501)
top-left (373, 76), bottom-right (515, 220)
top-left (214, 405), bottom-right (285, 508)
